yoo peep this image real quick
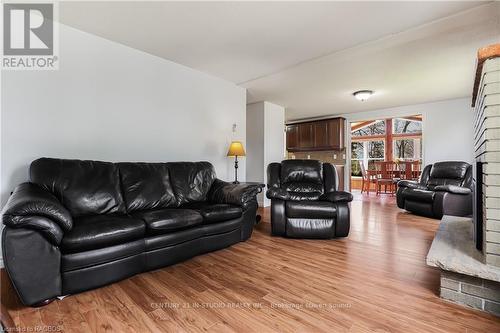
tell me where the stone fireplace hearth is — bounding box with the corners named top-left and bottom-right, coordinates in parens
top-left (427, 216), bottom-right (500, 316)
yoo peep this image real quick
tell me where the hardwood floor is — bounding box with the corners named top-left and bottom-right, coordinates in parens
top-left (2, 193), bottom-right (500, 332)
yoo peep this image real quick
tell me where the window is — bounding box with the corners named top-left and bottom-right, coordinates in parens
top-left (350, 115), bottom-right (422, 178)
top-left (394, 138), bottom-right (421, 161)
top-left (352, 120), bottom-right (385, 137)
top-left (392, 117), bottom-right (422, 161)
top-left (352, 142), bottom-right (364, 159)
top-left (368, 141), bottom-right (384, 159)
top-left (351, 140), bottom-right (385, 176)
top-left (351, 142), bottom-right (364, 176)
top-left (393, 118), bottom-right (422, 134)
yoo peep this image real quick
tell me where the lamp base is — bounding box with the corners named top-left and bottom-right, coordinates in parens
top-left (233, 181), bottom-right (240, 184)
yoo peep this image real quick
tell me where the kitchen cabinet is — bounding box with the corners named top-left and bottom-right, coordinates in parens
top-left (286, 124), bottom-right (299, 151)
top-left (328, 118), bottom-right (344, 149)
top-left (286, 117), bottom-right (345, 151)
top-left (313, 121), bottom-right (329, 148)
top-left (298, 123), bottom-right (314, 149)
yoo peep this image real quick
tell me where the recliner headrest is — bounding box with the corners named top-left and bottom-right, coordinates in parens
top-left (280, 160), bottom-right (323, 184)
top-left (430, 161), bottom-right (470, 180)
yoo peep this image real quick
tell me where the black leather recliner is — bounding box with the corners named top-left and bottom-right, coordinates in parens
top-left (396, 161), bottom-right (473, 219)
top-left (1, 158), bottom-right (262, 306)
top-left (266, 160), bottom-right (353, 239)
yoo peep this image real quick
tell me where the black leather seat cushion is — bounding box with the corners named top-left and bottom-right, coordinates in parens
top-left (145, 218), bottom-right (242, 251)
top-left (61, 215), bottom-right (146, 253)
top-left (133, 208), bottom-right (203, 234)
top-left (181, 202), bottom-right (242, 224)
top-left (404, 189), bottom-right (435, 203)
top-left (427, 178), bottom-right (462, 190)
top-left (286, 201), bottom-right (336, 218)
top-left (62, 239), bottom-right (145, 272)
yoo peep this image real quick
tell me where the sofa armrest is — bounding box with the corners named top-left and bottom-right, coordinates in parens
top-left (208, 179), bottom-right (263, 208)
top-left (6, 216), bottom-right (64, 245)
top-left (397, 180), bottom-right (427, 190)
top-left (2, 182), bottom-right (73, 234)
top-left (2, 227), bottom-right (62, 306)
top-left (434, 185), bottom-right (472, 195)
top-left (266, 188), bottom-right (290, 201)
top-left (320, 191), bottom-right (353, 203)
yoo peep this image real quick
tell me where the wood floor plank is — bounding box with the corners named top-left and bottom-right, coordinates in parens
top-left (1, 193), bottom-right (500, 332)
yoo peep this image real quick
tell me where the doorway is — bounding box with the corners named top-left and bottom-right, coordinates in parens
top-left (350, 115), bottom-right (423, 194)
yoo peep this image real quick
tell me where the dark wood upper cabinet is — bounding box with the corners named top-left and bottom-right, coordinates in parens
top-left (327, 118), bottom-right (345, 150)
top-left (286, 124), bottom-right (299, 151)
top-left (298, 123), bottom-right (314, 149)
top-left (313, 121), bottom-right (329, 148)
top-left (286, 117), bottom-right (345, 151)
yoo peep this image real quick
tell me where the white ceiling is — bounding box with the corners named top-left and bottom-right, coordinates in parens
top-left (59, 1), bottom-right (499, 120)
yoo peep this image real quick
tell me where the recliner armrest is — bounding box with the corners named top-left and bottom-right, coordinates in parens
top-left (266, 188), bottom-right (290, 201)
top-left (434, 185), bottom-right (471, 195)
top-left (208, 179), bottom-right (262, 208)
top-left (2, 182), bottom-right (73, 233)
top-left (320, 191), bottom-right (353, 203)
top-left (397, 180), bottom-right (427, 190)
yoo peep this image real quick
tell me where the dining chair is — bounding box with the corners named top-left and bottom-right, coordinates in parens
top-left (360, 162), bottom-right (377, 194)
top-left (375, 161), bottom-right (399, 195)
top-left (411, 160), bottom-right (422, 181)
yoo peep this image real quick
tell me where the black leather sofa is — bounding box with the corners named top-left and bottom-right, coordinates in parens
top-left (396, 161), bottom-right (473, 219)
top-left (266, 160), bottom-right (353, 238)
top-left (1, 158), bottom-right (262, 306)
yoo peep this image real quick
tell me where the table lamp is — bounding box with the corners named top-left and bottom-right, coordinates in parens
top-left (227, 141), bottom-right (246, 184)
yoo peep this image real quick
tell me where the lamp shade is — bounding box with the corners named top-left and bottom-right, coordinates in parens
top-left (227, 141), bottom-right (246, 157)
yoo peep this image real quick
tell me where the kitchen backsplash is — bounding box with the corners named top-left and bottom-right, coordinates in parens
top-left (287, 149), bottom-right (346, 165)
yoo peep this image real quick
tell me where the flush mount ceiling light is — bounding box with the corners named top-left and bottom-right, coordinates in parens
top-left (353, 90), bottom-right (374, 101)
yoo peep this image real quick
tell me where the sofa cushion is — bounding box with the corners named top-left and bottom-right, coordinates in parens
top-left (430, 161), bottom-right (469, 180)
top-left (118, 163), bottom-right (177, 211)
top-left (133, 208), bottom-right (203, 234)
top-left (404, 189), bottom-right (435, 203)
top-left (427, 178), bottom-right (463, 190)
top-left (167, 162), bottom-right (216, 205)
top-left (283, 182), bottom-right (324, 193)
top-left (182, 202), bottom-right (242, 224)
top-left (280, 160), bottom-right (323, 185)
top-left (62, 239), bottom-right (145, 272)
top-left (286, 218), bottom-right (335, 239)
top-left (145, 218), bottom-right (242, 251)
top-left (288, 192), bottom-right (323, 201)
top-left (61, 215), bottom-right (146, 253)
top-left (286, 201), bottom-right (336, 218)
top-left (30, 158), bottom-right (126, 217)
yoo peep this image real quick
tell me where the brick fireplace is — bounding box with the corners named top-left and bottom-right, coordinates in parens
top-left (426, 45), bottom-right (500, 317)
top-left (473, 50), bottom-right (500, 266)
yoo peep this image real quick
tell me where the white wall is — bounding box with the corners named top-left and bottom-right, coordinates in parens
top-left (1, 23), bottom-right (247, 209)
top-left (246, 101), bottom-right (285, 206)
top-left (341, 98), bottom-right (474, 187)
top-left (246, 103), bottom-right (265, 183)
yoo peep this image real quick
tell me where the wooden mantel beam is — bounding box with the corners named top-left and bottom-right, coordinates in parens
top-left (472, 44), bottom-right (500, 107)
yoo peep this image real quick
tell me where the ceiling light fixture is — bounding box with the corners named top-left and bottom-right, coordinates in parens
top-left (353, 90), bottom-right (374, 101)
